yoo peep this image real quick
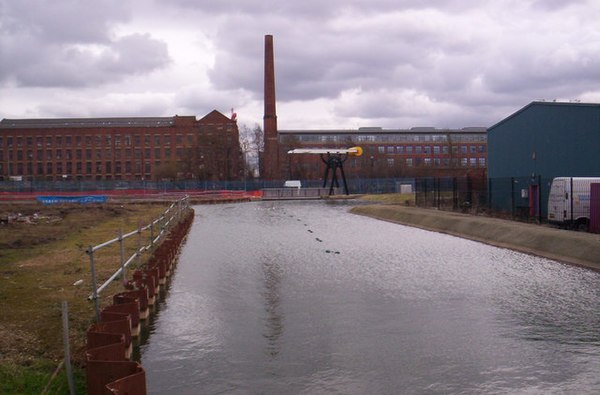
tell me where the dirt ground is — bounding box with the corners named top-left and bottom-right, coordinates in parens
top-left (0, 202), bottom-right (170, 368)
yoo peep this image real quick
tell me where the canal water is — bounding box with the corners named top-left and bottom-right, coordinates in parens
top-left (140, 201), bottom-right (600, 394)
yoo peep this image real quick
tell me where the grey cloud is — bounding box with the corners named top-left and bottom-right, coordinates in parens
top-left (1, 0), bottom-right (130, 43)
top-left (0, 0), bottom-right (170, 88)
top-left (164, 1), bottom-right (488, 111)
top-left (205, 10), bottom-right (485, 104)
top-left (3, 0), bottom-right (600, 129)
top-left (175, 86), bottom-right (252, 116)
top-left (35, 94), bottom-right (173, 118)
top-left (530, 0), bottom-right (588, 11)
top-left (1, 33), bottom-right (170, 87)
top-left (165, 0), bottom-right (482, 17)
top-left (482, 47), bottom-right (600, 98)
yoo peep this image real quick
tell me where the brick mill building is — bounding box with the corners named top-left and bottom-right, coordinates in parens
top-left (279, 127), bottom-right (487, 180)
top-left (0, 110), bottom-right (244, 182)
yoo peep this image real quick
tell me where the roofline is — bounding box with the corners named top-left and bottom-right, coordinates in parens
top-left (488, 101), bottom-right (600, 131)
top-left (278, 127), bottom-right (487, 135)
top-left (0, 116), bottom-right (182, 129)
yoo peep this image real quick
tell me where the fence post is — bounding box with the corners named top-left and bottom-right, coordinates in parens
top-left (435, 177), bottom-right (440, 209)
top-left (87, 246), bottom-right (100, 322)
top-left (570, 177), bottom-right (574, 224)
top-left (538, 174), bottom-right (543, 223)
top-left (452, 177), bottom-right (458, 210)
top-left (150, 220), bottom-right (154, 249)
top-left (488, 177), bottom-right (492, 210)
top-left (119, 230), bottom-right (126, 285)
top-left (467, 174), bottom-right (473, 205)
top-left (62, 301), bottom-right (76, 395)
top-left (511, 177), bottom-right (515, 218)
top-left (137, 221), bottom-right (142, 267)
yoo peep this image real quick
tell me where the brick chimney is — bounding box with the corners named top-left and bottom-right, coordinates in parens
top-left (263, 34), bottom-right (279, 180)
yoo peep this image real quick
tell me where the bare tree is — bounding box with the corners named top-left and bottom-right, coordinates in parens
top-left (239, 123), bottom-right (263, 178)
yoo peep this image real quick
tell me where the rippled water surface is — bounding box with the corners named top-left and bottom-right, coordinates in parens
top-left (140, 201), bottom-right (600, 394)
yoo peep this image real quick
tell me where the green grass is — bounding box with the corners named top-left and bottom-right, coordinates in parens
top-left (0, 360), bottom-right (86, 394)
top-left (0, 202), bottom-right (172, 394)
top-left (358, 193), bottom-right (416, 205)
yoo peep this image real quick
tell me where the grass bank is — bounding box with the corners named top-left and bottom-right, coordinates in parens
top-left (350, 198), bottom-right (600, 272)
top-left (0, 202), bottom-right (171, 394)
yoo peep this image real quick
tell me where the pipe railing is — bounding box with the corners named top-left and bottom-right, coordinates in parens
top-left (86, 196), bottom-right (190, 320)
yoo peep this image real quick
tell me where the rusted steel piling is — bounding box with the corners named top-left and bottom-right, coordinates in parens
top-left (85, 208), bottom-right (194, 395)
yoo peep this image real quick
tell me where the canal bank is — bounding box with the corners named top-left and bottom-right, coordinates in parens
top-left (350, 204), bottom-right (600, 271)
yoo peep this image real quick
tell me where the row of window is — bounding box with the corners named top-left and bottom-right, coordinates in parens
top-left (0, 147), bottom-right (195, 162)
top-left (374, 145), bottom-right (486, 155)
top-left (1, 161), bottom-right (166, 176)
top-left (390, 157), bottom-right (486, 167)
top-left (0, 133), bottom-right (198, 148)
top-left (290, 133), bottom-right (487, 143)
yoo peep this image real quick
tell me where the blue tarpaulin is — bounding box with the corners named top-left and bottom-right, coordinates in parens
top-left (36, 196), bottom-right (108, 205)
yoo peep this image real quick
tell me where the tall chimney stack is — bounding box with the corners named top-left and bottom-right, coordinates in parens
top-left (263, 34), bottom-right (279, 180)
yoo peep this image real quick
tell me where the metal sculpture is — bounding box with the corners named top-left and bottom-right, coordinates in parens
top-left (287, 147), bottom-right (363, 195)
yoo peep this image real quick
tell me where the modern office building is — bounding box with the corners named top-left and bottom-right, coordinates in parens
top-left (0, 110), bottom-right (244, 182)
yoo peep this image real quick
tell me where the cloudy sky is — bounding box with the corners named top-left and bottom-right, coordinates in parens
top-left (1, 0), bottom-right (599, 130)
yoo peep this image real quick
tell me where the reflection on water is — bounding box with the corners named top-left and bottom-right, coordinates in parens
top-left (262, 255), bottom-right (284, 358)
top-left (140, 201), bottom-right (600, 394)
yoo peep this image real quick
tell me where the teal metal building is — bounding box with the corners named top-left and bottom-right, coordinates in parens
top-left (488, 101), bottom-right (600, 217)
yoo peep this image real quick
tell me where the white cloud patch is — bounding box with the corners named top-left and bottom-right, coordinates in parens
top-left (2, 34), bottom-right (170, 87)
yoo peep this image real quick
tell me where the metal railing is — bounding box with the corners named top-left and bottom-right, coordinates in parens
top-left (262, 187), bottom-right (341, 200)
top-left (86, 196), bottom-right (190, 320)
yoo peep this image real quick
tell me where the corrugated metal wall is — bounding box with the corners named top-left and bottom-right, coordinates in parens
top-left (488, 102), bottom-right (600, 213)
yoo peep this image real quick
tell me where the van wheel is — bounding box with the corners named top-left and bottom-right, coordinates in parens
top-left (575, 219), bottom-right (589, 232)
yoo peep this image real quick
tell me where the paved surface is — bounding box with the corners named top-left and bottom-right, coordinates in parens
top-left (351, 205), bottom-right (600, 271)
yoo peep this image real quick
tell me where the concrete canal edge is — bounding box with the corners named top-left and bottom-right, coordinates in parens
top-left (350, 205), bottom-right (600, 272)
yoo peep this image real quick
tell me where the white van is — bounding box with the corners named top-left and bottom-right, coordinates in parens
top-left (547, 177), bottom-right (600, 229)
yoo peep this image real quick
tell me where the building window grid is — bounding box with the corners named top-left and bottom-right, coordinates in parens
top-left (1, 123), bottom-right (483, 180)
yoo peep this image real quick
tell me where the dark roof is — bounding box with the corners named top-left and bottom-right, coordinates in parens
top-left (278, 127), bottom-right (486, 135)
top-left (488, 101), bottom-right (600, 131)
top-left (0, 117), bottom-right (176, 129)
